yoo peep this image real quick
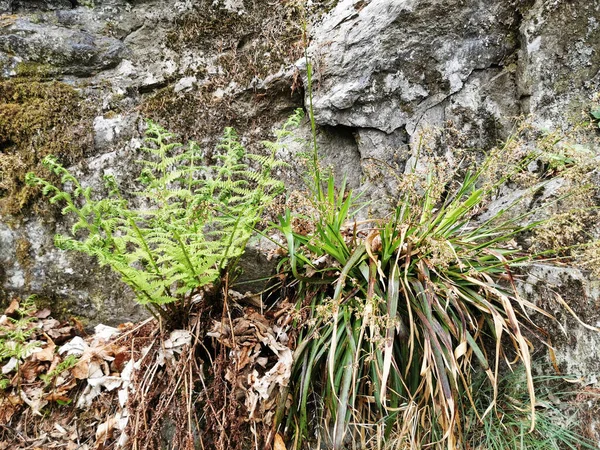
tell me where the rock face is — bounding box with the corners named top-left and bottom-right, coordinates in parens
top-left (0, 19), bottom-right (127, 76)
top-left (519, 1), bottom-right (600, 128)
top-left (303, 0), bottom-right (600, 420)
top-left (0, 0), bottom-right (306, 324)
top-left (307, 0), bottom-right (600, 195)
top-left (0, 0), bottom-right (599, 382)
top-left (309, 0), bottom-right (523, 134)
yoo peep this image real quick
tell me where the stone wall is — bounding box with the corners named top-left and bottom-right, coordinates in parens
top-left (0, 0), bottom-right (599, 398)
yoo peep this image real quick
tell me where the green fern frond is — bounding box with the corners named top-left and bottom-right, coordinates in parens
top-left (28, 115), bottom-right (300, 321)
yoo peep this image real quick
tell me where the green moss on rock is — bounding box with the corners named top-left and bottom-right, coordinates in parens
top-left (14, 62), bottom-right (56, 79)
top-left (0, 79), bottom-right (94, 215)
top-left (167, 0), bottom-right (304, 85)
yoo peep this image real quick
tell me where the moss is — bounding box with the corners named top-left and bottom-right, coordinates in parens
top-left (167, 0), bottom-right (304, 86)
top-left (139, 78), bottom-right (301, 151)
top-left (15, 237), bottom-right (31, 269)
top-left (103, 110), bottom-right (118, 119)
top-left (32, 294), bottom-right (74, 321)
top-left (0, 79), bottom-right (94, 215)
top-left (14, 62), bottom-right (55, 79)
top-left (140, 84), bottom-right (238, 143)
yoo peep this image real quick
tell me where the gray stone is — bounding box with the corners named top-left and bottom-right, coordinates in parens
top-left (518, 1), bottom-right (600, 129)
top-left (0, 19), bottom-right (127, 76)
top-left (0, 0), bottom-right (74, 13)
top-left (306, 0), bottom-right (524, 135)
top-left (0, 217), bottom-right (145, 326)
top-left (173, 75), bottom-right (196, 93)
top-left (520, 264), bottom-right (600, 380)
top-left (93, 113), bottom-right (135, 152)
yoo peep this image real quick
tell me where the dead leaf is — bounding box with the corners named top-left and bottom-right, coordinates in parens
top-left (71, 360), bottom-right (89, 379)
top-left (71, 316), bottom-right (86, 334)
top-left (47, 326), bottom-right (75, 342)
top-left (33, 341), bottom-right (56, 362)
top-left (274, 433), bottom-right (286, 450)
top-left (45, 355), bottom-right (61, 378)
top-left (45, 393), bottom-right (72, 403)
top-left (59, 336), bottom-right (88, 356)
top-left (4, 298), bottom-right (19, 315)
top-left (42, 318), bottom-right (61, 331)
top-left (2, 357), bottom-right (18, 375)
top-left (94, 324), bottom-right (120, 342)
top-left (35, 308), bottom-right (52, 319)
top-left (20, 359), bottom-right (44, 382)
top-left (20, 387), bottom-right (48, 415)
top-left (110, 348), bottom-right (129, 372)
top-left (0, 396), bottom-right (19, 423)
top-left (95, 415), bottom-right (117, 441)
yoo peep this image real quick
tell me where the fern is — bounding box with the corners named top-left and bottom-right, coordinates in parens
top-left (26, 117), bottom-right (294, 323)
top-left (0, 297), bottom-right (41, 367)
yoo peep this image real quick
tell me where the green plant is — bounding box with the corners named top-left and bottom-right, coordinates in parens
top-left (462, 368), bottom-right (596, 449)
top-left (271, 56), bottom-right (598, 449)
top-left (590, 107), bottom-right (600, 128)
top-left (39, 354), bottom-right (79, 386)
top-left (26, 119), bottom-right (292, 324)
top-left (0, 297), bottom-right (42, 366)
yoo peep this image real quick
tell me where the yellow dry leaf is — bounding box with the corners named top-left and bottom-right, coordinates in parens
top-left (33, 342), bottom-right (56, 362)
top-left (71, 360), bottom-right (89, 379)
top-left (4, 298), bottom-right (19, 315)
top-left (274, 433), bottom-right (286, 450)
top-left (95, 415), bottom-right (118, 441)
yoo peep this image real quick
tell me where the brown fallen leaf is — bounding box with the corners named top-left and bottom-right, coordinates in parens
top-left (71, 360), bottom-right (89, 379)
top-left (274, 433), bottom-right (286, 450)
top-left (42, 318), bottom-right (61, 331)
top-left (0, 401), bottom-right (16, 423)
top-left (95, 415), bottom-right (118, 441)
top-left (4, 298), bottom-right (19, 315)
top-left (71, 316), bottom-right (86, 334)
top-left (20, 359), bottom-right (44, 382)
top-left (35, 308), bottom-right (52, 319)
top-left (47, 326), bottom-right (75, 342)
top-left (110, 348), bottom-right (130, 373)
top-left (45, 355), bottom-right (62, 377)
top-left (33, 341), bottom-right (56, 362)
top-left (45, 393), bottom-right (72, 403)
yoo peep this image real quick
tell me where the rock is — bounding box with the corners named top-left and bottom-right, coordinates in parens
top-left (0, 19), bottom-right (127, 76)
top-left (518, 1), bottom-right (600, 129)
top-left (306, 0), bottom-right (524, 136)
top-left (1, 0), bottom-right (74, 13)
top-left (0, 0), bottom-right (598, 358)
top-left (520, 264), bottom-right (600, 379)
top-left (93, 114), bottom-right (135, 152)
top-left (0, 218), bottom-right (145, 326)
top-left (173, 76), bottom-right (196, 93)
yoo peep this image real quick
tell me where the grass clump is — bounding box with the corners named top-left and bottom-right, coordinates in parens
top-left (462, 368), bottom-right (596, 449)
top-left (271, 101), bottom-right (599, 447)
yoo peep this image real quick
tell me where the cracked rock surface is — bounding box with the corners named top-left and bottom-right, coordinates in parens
top-left (0, 0), bottom-right (599, 373)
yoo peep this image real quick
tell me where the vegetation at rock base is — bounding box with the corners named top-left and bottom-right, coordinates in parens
top-left (461, 368), bottom-right (597, 450)
top-left (25, 116), bottom-right (297, 324)
top-left (271, 121), bottom-right (599, 448)
top-left (15, 52), bottom-right (600, 448)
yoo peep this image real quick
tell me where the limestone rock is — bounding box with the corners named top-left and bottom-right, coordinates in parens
top-left (0, 19), bottom-right (127, 76)
top-left (307, 0), bottom-right (524, 135)
top-left (518, 1), bottom-right (600, 128)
